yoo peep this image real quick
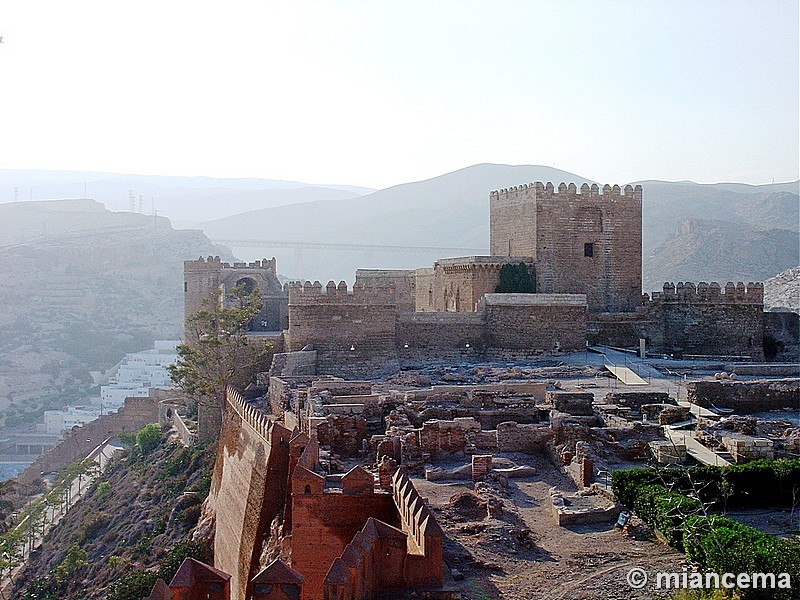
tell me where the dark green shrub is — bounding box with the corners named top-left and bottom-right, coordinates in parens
top-left (157, 540), bottom-right (210, 582)
top-left (682, 515), bottom-right (800, 599)
top-left (108, 570), bottom-right (159, 600)
top-left (495, 262), bottom-right (535, 293)
top-left (136, 424), bottom-right (162, 455)
top-left (612, 459), bottom-right (800, 510)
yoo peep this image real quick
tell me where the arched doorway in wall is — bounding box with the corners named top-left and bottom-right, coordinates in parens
top-left (234, 277), bottom-right (258, 295)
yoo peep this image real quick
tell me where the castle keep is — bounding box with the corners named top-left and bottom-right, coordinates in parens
top-left (490, 182), bottom-right (642, 313)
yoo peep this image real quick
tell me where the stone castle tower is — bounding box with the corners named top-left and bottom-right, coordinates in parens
top-left (490, 182), bottom-right (642, 313)
top-left (184, 257), bottom-right (289, 337)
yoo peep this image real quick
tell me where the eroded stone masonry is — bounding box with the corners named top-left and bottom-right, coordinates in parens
top-left (162, 181), bottom-right (798, 600)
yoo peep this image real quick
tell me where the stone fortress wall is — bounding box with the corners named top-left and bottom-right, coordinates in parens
top-left (286, 280), bottom-right (587, 378)
top-left (589, 281), bottom-right (766, 359)
top-left (208, 386), bottom-right (292, 600)
top-left (189, 179), bottom-right (786, 383)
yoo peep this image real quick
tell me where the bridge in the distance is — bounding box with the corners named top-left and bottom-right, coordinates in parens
top-left (210, 239), bottom-right (487, 254)
top-left (210, 238), bottom-right (489, 274)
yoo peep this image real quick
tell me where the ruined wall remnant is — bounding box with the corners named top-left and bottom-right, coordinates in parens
top-left (547, 391), bottom-right (595, 416)
top-left (687, 378), bottom-right (799, 413)
top-left (267, 350), bottom-right (317, 378)
top-left (490, 182), bottom-right (642, 313)
top-left (603, 392), bottom-right (676, 412)
top-left (721, 434), bottom-right (775, 463)
top-left (18, 394), bottom-right (160, 484)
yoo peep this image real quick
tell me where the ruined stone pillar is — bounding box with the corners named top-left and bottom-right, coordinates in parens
top-left (471, 455), bottom-right (492, 482)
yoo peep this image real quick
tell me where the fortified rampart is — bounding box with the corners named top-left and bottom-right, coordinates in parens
top-left (290, 465), bottom-right (397, 600)
top-left (647, 282), bottom-right (765, 360)
top-left (287, 281), bottom-right (587, 377)
top-left (17, 393), bottom-right (161, 484)
top-left (490, 182), bottom-right (642, 313)
top-left (209, 386), bottom-right (291, 600)
top-left (481, 293), bottom-right (586, 352)
top-left (355, 269), bottom-right (416, 313)
top-left (587, 281), bottom-right (767, 360)
top-left (287, 281), bottom-right (400, 378)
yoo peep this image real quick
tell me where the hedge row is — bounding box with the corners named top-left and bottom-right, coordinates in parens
top-left (681, 515), bottom-right (800, 599)
top-left (612, 461), bottom-right (800, 599)
top-left (631, 484), bottom-right (703, 549)
top-left (612, 458), bottom-right (800, 510)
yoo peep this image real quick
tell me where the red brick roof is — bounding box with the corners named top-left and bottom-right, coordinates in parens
top-left (145, 579), bottom-right (171, 600)
top-left (251, 559), bottom-right (305, 584)
top-left (169, 558), bottom-right (230, 588)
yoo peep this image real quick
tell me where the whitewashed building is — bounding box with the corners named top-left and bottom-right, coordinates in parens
top-left (99, 340), bottom-right (181, 412)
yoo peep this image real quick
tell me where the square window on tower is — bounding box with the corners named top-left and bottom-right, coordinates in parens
top-left (584, 243), bottom-right (594, 257)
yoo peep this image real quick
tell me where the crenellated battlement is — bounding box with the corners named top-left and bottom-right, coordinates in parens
top-left (184, 256), bottom-right (223, 271)
top-left (288, 280), bottom-right (397, 305)
top-left (490, 181), bottom-right (642, 203)
top-left (648, 281), bottom-right (764, 305)
top-left (226, 385), bottom-right (273, 441)
top-left (392, 468), bottom-right (443, 554)
top-left (186, 256), bottom-right (277, 272)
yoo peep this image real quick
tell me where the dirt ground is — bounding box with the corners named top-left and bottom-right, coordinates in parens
top-left (413, 454), bottom-right (686, 600)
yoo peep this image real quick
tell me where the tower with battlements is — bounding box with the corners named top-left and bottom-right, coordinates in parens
top-left (490, 182), bottom-right (642, 313)
top-left (183, 257), bottom-right (289, 338)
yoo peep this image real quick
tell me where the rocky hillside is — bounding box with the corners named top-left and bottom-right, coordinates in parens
top-left (11, 433), bottom-right (214, 600)
top-left (0, 199), bottom-right (232, 425)
top-left (765, 266), bottom-right (800, 313)
top-left (642, 219), bottom-right (799, 291)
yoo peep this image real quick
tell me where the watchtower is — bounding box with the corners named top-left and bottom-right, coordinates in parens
top-left (490, 182), bottom-right (642, 312)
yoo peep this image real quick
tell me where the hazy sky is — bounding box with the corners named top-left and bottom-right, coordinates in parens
top-left (1, 1), bottom-right (798, 189)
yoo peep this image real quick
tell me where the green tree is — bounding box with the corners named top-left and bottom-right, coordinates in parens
top-left (495, 262), bottom-right (535, 293)
top-left (168, 285), bottom-right (272, 408)
top-left (136, 424), bottom-right (162, 455)
top-left (54, 542), bottom-right (88, 586)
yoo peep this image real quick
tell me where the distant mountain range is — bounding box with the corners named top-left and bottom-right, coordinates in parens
top-left (191, 164), bottom-right (799, 285)
top-left (0, 169), bottom-right (375, 224)
top-left (2, 165), bottom-right (796, 286)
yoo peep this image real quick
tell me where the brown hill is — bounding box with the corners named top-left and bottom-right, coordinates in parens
top-left (642, 219), bottom-right (799, 292)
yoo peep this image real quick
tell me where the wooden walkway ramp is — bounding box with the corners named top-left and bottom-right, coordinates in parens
top-left (605, 365), bottom-right (648, 385)
top-left (666, 429), bottom-right (733, 467)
